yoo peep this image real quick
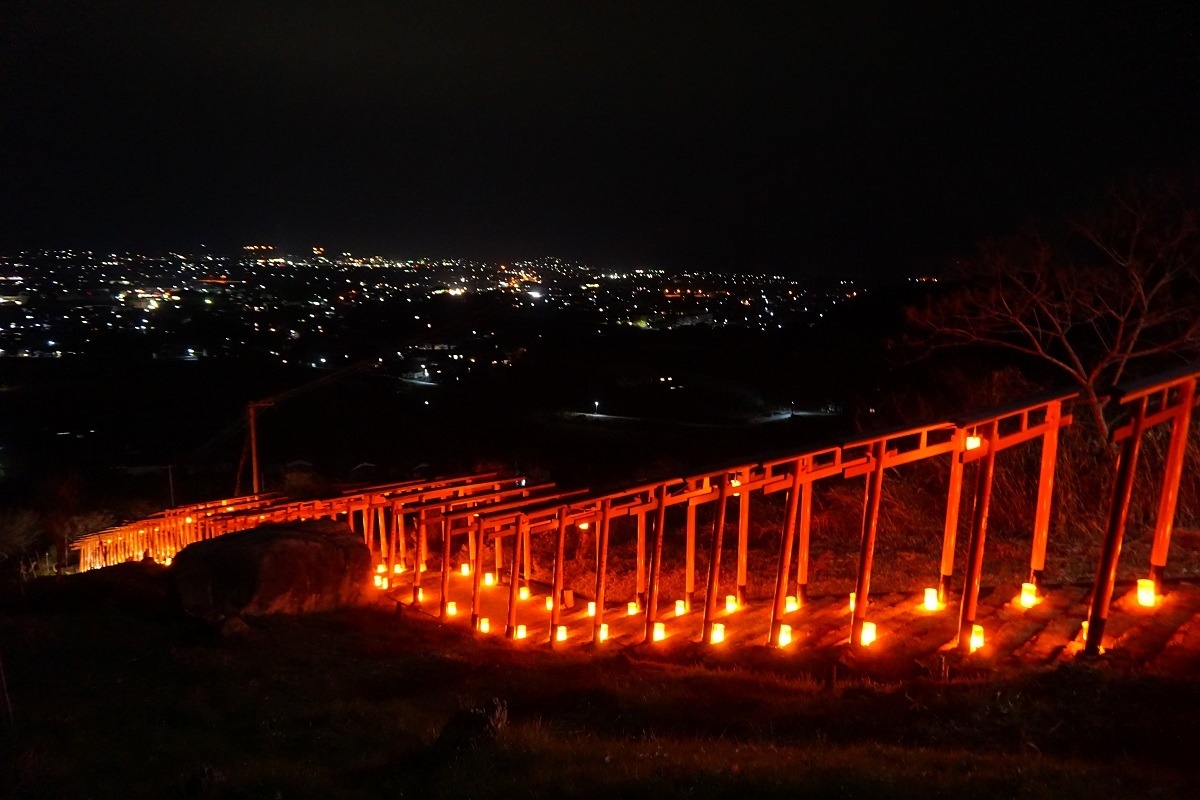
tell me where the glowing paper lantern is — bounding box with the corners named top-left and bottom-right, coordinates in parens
top-left (675, 599), bottom-right (686, 616)
top-left (627, 601), bottom-right (638, 616)
top-left (860, 621), bottom-right (877, 646)
top-left (479, 617), bottom-right (490, 633)
top-left (419, 563), bottom-right (427, 572)
top-left (556, 625), bottom-right (567, 642)
top-left (416, 587), bottom-right (423, 602)
top-left (924, 588), bottom-right (940, 611)
top-left (519, 586), bottom-right (530, 601)
top-left (849, 592), bottom-right (856, 613)
top-left (373, 575), bottom-right (382, 588)
top-left (460, 563), bottom-right (471, 576)
top-left (653, 621), bottom-right (666, 642)
top-left (587, 601), bottom-right (597, 617)
top-left (577, 521), bottom-right (590, 531)
top-left (778, 624), bottom-right (793, 647)
top-left (1019, 582), bottom-right (1038, 608)
top-left (393, 563), bottom-right (404, 574)
top-left (376, 564), bottom-right (387, 574)
top-left (1137, 578), bottom-right (1156, 607)
top-left (516, 624), bottom-right (527, 639)
top-left (598, 623), bottom-right (609, 642)
top-left (969, 624), bottom-right (984, 653)
top-left (545, 596), bottom-right (554, 612)
top-left (785, 595), bottom-right (799, 613)
top-left (710, 623), bottom-right (726, 644)
top-left (445, 601), bottom-right (457, 616)
top-left (484, 572), bottom-right (495, 586)
top-left (725, 595), bottom-right (737, 612)
top-left (965, 435), bottom-right (982, 451)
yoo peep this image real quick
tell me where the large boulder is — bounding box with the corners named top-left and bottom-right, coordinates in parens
top-left (171, 525), bottom-right (373, 619)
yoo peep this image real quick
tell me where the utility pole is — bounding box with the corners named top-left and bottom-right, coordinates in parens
top-left (248, 400), bottom-right (274, 494)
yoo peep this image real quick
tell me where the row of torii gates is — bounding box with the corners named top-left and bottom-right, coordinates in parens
top-left (74, 365), bottom-right (1200, 658)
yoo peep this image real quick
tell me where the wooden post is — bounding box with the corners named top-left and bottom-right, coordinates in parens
top-left (1149, 380), bottom-right (1195, 592)
top-left (471, 517), bottom-right (485, 630)
top-left (736, 488), bottom-right (750, 605)
top-left (505, 517), bottom-right (525, 639)
top-left (550, 507), bottom-right (567, 646)
top-left (440, 513), bottom-right (453, 619)
top-left (644, 484), bottom-right (668, 643)
top-left (793, 479), bottom-right (813, 602)
top-left (467, 513), bottom-right (477, 564)
top-left (702, 478), bottom-right (731, 643)
top-left (522, 518), bottom-right (533, 582)
top-left (1086, 398), bottom-right (1148, 655)
top-left (685, 501), bottom-right (697, 610)
top-left (592, 500), bottom-right (614, 644)
top-left (636, 511), bottom-right (647, 607)
top-left (377, 506), bottom-right (389, 560)
top-left (769, 464), bottom-right (804, 646)
top-left (1028, 402), bottom-right (1061, 586)
top-left (394, 505), bottom-right (406, 565)
top-left (418, 513), bottom-right (429, 573)
top-left (411, 509), bottom-right (426, 605)
top-left (938, 429), bottom-right (967, 604)
top-left (956, 420), bottom-right (998, 652)
top-left (851, 441), bottom-right (886, 647)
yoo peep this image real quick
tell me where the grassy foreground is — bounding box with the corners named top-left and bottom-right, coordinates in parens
top-left (1, 599), bottom-right (1197, 799)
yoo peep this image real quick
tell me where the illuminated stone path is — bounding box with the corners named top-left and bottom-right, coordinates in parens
top-left (391, 569), bottom-right (1200, 678)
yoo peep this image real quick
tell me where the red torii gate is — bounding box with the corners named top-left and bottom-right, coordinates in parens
top-left (464, 391), bottom-right (1074, 650)
top-left (1085, 368), bottom-right (1198, 655)
top-left (74, 362), bottom-right (1200, 662)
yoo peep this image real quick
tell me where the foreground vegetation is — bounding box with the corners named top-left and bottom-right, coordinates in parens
top-left (2, 596), bottom-right (1197, 799)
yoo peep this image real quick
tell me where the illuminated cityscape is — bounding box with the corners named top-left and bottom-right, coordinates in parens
top-left (0, 249), bottom-right (864, 366)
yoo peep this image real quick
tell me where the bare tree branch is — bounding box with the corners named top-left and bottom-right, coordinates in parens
top-left (909, 189), bottom-right (1200, 440)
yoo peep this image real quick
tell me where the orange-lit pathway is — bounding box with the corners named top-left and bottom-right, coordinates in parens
top-left (391, 568), bottom-right (1200, 679)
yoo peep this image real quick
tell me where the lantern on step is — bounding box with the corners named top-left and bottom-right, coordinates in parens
top-left (924, 588), bottom-right (940, 611)
top-left (969, 624), bottom-right (984, 653)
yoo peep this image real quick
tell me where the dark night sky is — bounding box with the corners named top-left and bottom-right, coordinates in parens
top-left (2, 2), bottom-right (1198, 275)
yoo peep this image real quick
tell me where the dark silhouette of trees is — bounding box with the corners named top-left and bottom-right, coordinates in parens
top-left (910, 188), bottom-right (1200, 439)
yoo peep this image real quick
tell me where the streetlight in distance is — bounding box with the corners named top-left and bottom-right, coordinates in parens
top-left (594, 400), bottom-right (600, 413)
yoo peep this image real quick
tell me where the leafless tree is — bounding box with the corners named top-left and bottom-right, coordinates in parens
top-left (910, 189), bottom-right (1200, 439)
